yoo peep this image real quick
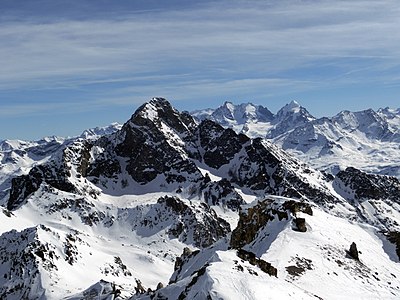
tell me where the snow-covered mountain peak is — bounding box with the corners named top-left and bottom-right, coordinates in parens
top-left (281, 100), bottom-right (301, 113)
top-left (126, 97), bottom-right (196, 137)
top-left (275, 100), bottom-right (312, 120)
top-left (267, 101), bottom-right (315, 139)
top-left (138, 97), bottom-right (175, 121)
top-left (80, 122), bottom-right (122, 140)
top-left (222, 100), bottom-right (235, 111)
top-left (379, 106), bottom-right (400, 116)
top-left (191, 101), bottom-right (274, 128)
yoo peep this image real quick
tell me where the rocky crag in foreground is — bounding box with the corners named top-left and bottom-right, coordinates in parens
top-left (0, 98), bottom-right (399, 299)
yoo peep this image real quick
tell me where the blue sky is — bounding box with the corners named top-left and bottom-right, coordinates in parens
top-left (1, 0), bottom-right (400, 140)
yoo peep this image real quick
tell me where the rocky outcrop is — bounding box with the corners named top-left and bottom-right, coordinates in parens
top-left (189, 177), bottom-right (245, 210)
top-left (334, 167), bottom-right (400, 201)
top-left (294, 218), bottom-right (307, 232)
top-left (171, 247), bottom-right (200, 284)
top-left (228, 138), bottom-right (339, 204)
top-left (7, 141), bottom-right (98, 210)
top-left (348, 242), bottom-right (359, 260)
top-left (237, 249), bottom-right (277, 277)
top-left (230, 198), bottom-right (313, 249)
top-left (0, 226), bottom-right (58, 299)
top-left (159, 196), bottom-right (231, 248)
top-left (8, 163), bottom-right (77, 211)
top-left (192, 120), bottom-right (249, 169)
top-left (130, 196), bottom-right (231, 248)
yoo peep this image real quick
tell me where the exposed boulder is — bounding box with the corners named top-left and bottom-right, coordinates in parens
top-left (156, 282), bottom-right (164, 290)
top-left (348, 242), bottom-right (359, 260)
top-left (294, 218), bottom-right (307, 232)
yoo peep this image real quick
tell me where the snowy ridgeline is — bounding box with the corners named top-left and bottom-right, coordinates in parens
top-left (0, 98), bottom-right (399, 299)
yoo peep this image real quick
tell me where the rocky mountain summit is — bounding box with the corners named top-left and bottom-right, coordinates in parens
top-left (0, 98), bottom-right (400, 299)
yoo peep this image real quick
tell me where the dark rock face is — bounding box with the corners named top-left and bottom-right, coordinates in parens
top-left (231, 199), bottom-right (276, 250)
top-left (8, 170), bottom-right (42, 211)
top-left (230, 198), bottom-right (313, 249)
top-left (193, 120), bottom-right (249, 169)
top-left (85, 137), bottom-right (121, 180)
top-left (8, 163), bottom-right (77, 211)
top-left (334, 167), bottom-right (400, 202)
top-left (294, 218), bottom-right (307, 232)
top-left (348, 242), bottom-right (359, 260)
top-left (160, 196), bottom-right (231, 248)
top-left (237, 249), bottom-right (277, 277)
top-left (117, 123), bottom-right (199, 184)
top-left (190, 178), bottom-right (245, 210)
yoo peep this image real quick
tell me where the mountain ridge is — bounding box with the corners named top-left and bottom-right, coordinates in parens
top-left (0, 98), bottom-right (400, 299)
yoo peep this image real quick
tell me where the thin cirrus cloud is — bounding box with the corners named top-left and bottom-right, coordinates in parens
top-left (1, 0), bottom-right (400, 138)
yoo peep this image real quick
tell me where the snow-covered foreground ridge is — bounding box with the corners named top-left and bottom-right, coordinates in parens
top-left (0, 97), bottom-right (399, 299)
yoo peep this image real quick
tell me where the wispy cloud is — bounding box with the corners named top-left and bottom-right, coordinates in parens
top-left (1, 1), bottom-right (399, 88)
top-left (1, 0), bottom-right (400, 121)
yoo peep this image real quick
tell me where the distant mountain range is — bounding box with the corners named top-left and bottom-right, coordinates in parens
top-left (0, 98), bottom-right (399, 299)
top-left (193, 101), bottom-right (400, 177)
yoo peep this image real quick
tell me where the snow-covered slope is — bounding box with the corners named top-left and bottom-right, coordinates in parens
top-left (0, 123), bottom-right (122, 206)
top-left (1, 98), bottom-right (400, 299)
top-left (280, 108), bottom-right (400, 177)
top-left (135, 197), bottom-right (400, 300)
top-left (0, 136), bottom-right (66, 205)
